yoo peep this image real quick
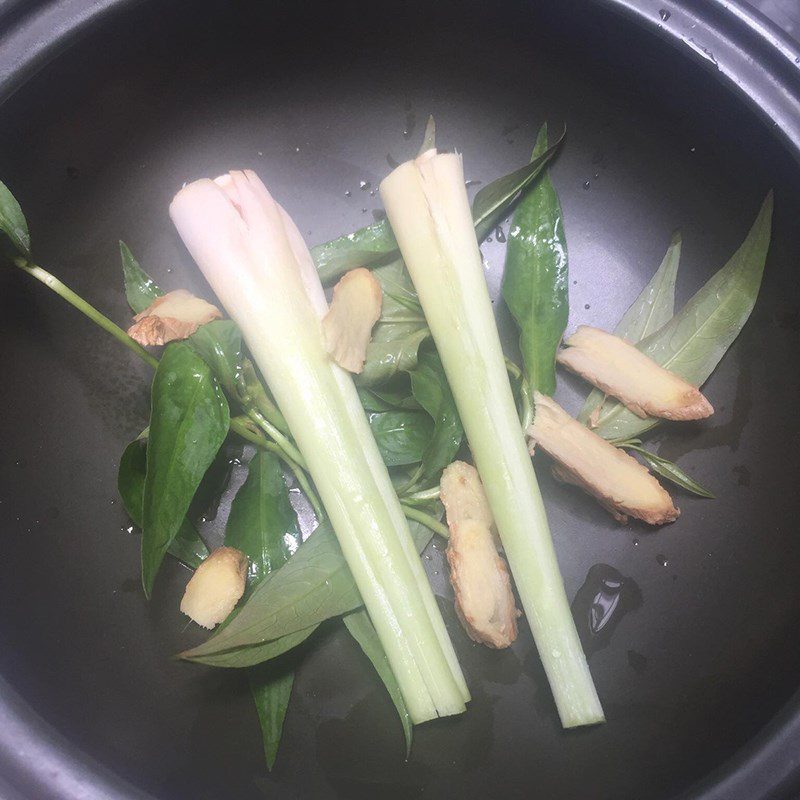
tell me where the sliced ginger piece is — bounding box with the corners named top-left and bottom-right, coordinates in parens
top-left (440, 461), bottom-right (520, 648)
top-left (528, 392), bottom-right (679, 526)
top-left (557, 325), bottom-right (713, 421)
top-left (322, 268), bottom-right (382, 373)
top-left (180, 546), bottom-right (248, 629)
top-left (127, 289), bottom-right (222, 346)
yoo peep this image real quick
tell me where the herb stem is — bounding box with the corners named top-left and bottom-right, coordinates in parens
top-left (246, 408), bottom-right (307, 469)
top-left (14, 257), bottom-right (159, 369)
top-left (402, 486), bottom-right (441, 504)
top-left (400, 503), bottom-right (449, 539)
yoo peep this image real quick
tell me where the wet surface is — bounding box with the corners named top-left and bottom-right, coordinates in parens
top-left (0, 1), bottom-right (799, 799)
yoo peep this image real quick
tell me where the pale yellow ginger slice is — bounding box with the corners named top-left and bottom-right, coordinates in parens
top-left (127, 289), bottom-right (222, 346)
top-left (322, 268), bottom-right (382, 373)
top-left (440, 462), bottom-right (520, 648)
top-left (180, 546), bottom-right (248, 629)
top-left (528, 392), bottom-right (679, 526)
top-left (557, 325), bottom-right (713, 421)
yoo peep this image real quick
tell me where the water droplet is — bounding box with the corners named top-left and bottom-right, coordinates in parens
top-left (359, 180), bottom-right (370, 191)
top-left (659, 8), bottom-right (670, 21)
top-left (572, 565), bottom-right (642, 655)
top-left (657, 554), bottom-right (669, 567)
top-left (110, 498), bottom-right (116, 505)
top-left (361, 208), bottom-right (367, 214)
top-left (126, 526), bottom-right (134, 534)
top-left (495, 225), bottom-right (506, 243)
top-left (593, 172), bottom-right (599, 179)
top-left (633, 538), bottom-right (639, 546)
top-left (344, 190), bottom-right (351, 197)
top-left (583, 180), bottom-right (591, 190)
top-left (486, 236), bottom-right (493, 243)
top-left (15, 458), bottom-right (26, 468)
top-left (584, 303), bottom-right (590, 310)
top-left (690, 146), bottom-right (696, 153)
top-left (257, 151), bottom-right (263, 157)
top-left (295, 146), bottom-right (300, 153)
top-left (166, 267), bottom-right (172, 274)
top-left (464, 179), bottom-right (482, 188)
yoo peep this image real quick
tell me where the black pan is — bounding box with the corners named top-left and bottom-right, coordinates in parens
top-left (1, 1), bottom-right (799, 798)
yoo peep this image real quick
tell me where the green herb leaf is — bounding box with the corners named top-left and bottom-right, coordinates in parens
top-left (417, 115), bottom-right (436, 156)
top-left (248, 665), bottom-right (294, 771)
top-left (357, 383), bottom-right (421, 413)
top-left (501, 123), bottom-right (568, 396)
top-left (358, 259), bottom-right (430, 387)
top-left (369, 410), bottom-right (434, 467)
top-left (312, 219), bottom-right (398, 286)
top-left (180, 518), bottom-right (433, 664)
top-left (344, 609), bottom-right (412, 755)
top-left (594, 192), bottom-right (772, 442)
top-left (117, 435), bottom-right (208, 569)
top-left (119, 241), bottom-right (163, 314)
top-left (622, 443), bottom-right (714, 498)
top-left (141, 342), bottom-right (230, 596)
top-left (0, 180), bottom-right (30, 257)
top-left (188, 319), bottom-right (243, 398)
top-left (226, 450), bottom-right (301, 585)
top-left (407, 349), bottom-right (464, 484)
top-left (472, 129), bottom-right (564, 241)
top-left (578, 231), bottom-right (682, 424)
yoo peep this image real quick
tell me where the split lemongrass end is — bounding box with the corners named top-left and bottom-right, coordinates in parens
top-left (322, 268), bottom-right (382, 373)
top-left (180, 546), bottom-right (248, 629)
top-left (529, 392), bottom-right (679, 525)
top-left (557, 326), bottom-right (713, 421)
top-left (441, 462), bottom-right (519, 649)
top-left (127, 289), bottom-right (222, 346)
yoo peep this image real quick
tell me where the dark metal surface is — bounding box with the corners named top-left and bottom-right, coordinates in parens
top-left (1, 1), bottom-right (799, 799)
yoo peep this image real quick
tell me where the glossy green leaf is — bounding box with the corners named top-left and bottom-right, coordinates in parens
top-left (248, 665), bottom-right (294, 770)
top-left (344, 609), bottom-right (412, 755)
top-left (407, 349), bottom-right (464, 484)
top-left (472, 129), bottom-right (564, 241)
top-left (622, 443), bottom-right (714, 498)
top-left (119, 241), bottom-right (163, 314)
top-left (594, 193), bottom-right (772, 442)
top-left (224, 449), bottom-right (303, 772)
top-left (357, 259), bottom-right (430, 386)
top-left (357, 383), bottom-right (420, 413)
top-left (369, 410), bottom-right (434, 467)
top-left (578, 231), bottom-right (682, 424)
top-left (312, 219), bottom-right (398, 285)
top-left (501, 123), bottom-right (568, 396)
top-left (226, 450), bottom-right (301, 585)
top-left (0, 180), bottom-right (30, 257)
top-left (117, 435), bottom-right (208, 569)
top-left (180, 518), bottom-right (433, 663)
top-left (141, 342), bottom-right (230, 596)
top-left (188, 319), bottom-right (242, 398)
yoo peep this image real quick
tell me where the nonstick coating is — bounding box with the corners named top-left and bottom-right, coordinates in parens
top-left (1, 1), bottom-right (799, 798)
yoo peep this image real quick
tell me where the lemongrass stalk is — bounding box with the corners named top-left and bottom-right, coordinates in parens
top-left (170, 170), bottom-right (468, 723)
top-left (381, 151), bottom-right (603, 728)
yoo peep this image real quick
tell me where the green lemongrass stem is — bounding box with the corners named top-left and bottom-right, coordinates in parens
top-left (170, 170), bottom-right (468, 723)
top-left (14, 257), bottom-right (159, 369)
top-left (239, 358), bottom-right (291, 435)
top-left (400, 504), bottom-right (449, 539)
top-left (246, 407), bottom-right (307, 469)
top-left (381, 150), bottom-right (604, 728)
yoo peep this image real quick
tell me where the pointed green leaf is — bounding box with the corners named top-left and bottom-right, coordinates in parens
top-left (248, 665), bottom-right (294, 770)
top-left (622, 444), bottom-right (714, 498)
top-left (594, 193), bottom-right (772, 442)
top-left (502, 123), bottom-right (569, 396)
top-left (117, 435), bottom-right (208, 569)
top-left (0, 180), bottom-right (30, 257)
top-left (142, 342), bottom-right (230, 595)
top-left (188, 319), bottom-right (243, 398)
top-left (369, 410), bottom-right (434, 466)
top-left (119, 241), bottom-right (163, 314)
top-left (579, 231), bottom-right (682, 424)
top-left (344, 609), bottom-right (412, 756)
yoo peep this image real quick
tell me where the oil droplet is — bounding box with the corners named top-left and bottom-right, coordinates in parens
top-left (583, 180), bottom-right (591, 190)
top-left (659, 8), bottom-right (670, 21)
top-left (633, 538), bottom-right (639, 546)
top-left (359, 180), bottom-right (370, 191)
top-left (657, 554), bottom-right (669, 567)
top-left (572, 564), bottom-right (643, 655)
top-left (295, 146), bottom-right (301, 153)
top-left (495, 225), bottom-right (506, 243)
top-left (690, 146), bottom-right (696, 153)
top-left (361, 208), bottom-right (367, 214)
top-left (464, 179), bottom-right (482, 188)
top-left (486, 236), bottom-right (493, 243)
top-left (584, 304), bottom-right (590, 310)
top-left (344, 190), bottom-right (351, 197)
top-left (257, 151), bottom-right (263, 157)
